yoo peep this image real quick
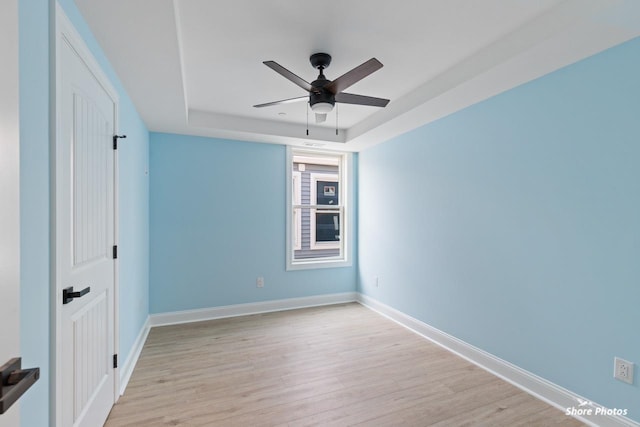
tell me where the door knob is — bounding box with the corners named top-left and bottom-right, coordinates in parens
top-left (62, 286), bottom-right (91, 304)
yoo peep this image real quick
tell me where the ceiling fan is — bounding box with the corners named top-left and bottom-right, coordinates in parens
top-left (254, 53), bottom-right (390, 123)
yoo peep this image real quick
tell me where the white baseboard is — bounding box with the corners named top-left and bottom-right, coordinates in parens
top-left (149, 292), bottom-right (358, 327)
top-left (357, 293), bottom-right (639, 427)
top-left (119, 316), bottom-right (151, 396)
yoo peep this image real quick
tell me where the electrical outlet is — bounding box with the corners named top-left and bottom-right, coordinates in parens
top-left (256, 277), bottom-right (264, 288)
top-left (614, 357), bottom-right (634, 384)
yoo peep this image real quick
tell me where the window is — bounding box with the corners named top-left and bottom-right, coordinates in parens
top-left (286, 147), bottom-right (351, 270)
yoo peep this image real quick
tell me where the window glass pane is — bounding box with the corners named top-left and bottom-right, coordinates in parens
top-left (316, 181), bottom-right (339, 205)
top-left (315, 212), bottom-right (340, 242)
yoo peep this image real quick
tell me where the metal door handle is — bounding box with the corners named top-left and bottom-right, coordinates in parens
top-left (0, 358), bottom-right (40, 414)
top-left (62, 286), bottom-right (91, 304)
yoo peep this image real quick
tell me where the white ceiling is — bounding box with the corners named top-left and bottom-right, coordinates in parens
top-left (75, 0), bottom-right (640, 152)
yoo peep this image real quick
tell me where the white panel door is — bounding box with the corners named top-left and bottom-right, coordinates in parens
top-left (57, 13), bottom-right (117, 427)
top-left (0, 0), bottom-right (21, 425)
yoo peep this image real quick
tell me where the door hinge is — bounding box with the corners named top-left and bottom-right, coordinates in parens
top-left (113, 354), bottom-right (118, 369)
top-left (113, 245), bottom-right (118, 259)
top-left (113, 134), bottom-right (127, 150)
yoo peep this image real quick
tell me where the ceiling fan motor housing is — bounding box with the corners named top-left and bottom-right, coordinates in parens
top-left (310, 74), bottom-right (335, 111)
top-left (309, 90), bottom-right (335, 111)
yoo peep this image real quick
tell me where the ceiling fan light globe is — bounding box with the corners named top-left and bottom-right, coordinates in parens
top-left (311, 102), bottom-right (333, 114)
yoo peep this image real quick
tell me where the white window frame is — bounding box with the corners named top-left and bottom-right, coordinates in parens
top-left (286, 146), bottom-right (352, 270)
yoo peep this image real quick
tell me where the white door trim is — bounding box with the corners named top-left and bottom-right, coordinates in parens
top-left (53, 5), bottom-right (120, 425)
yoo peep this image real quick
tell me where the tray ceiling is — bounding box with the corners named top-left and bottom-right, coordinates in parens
top-left (75, 0), bottom-right (640, 151)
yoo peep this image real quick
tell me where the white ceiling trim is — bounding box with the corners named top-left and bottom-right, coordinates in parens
top-left (188, 109), bottom-right (343, 144)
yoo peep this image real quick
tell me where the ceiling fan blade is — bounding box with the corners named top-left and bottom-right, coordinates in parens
top-left (315, 113), bottom-right (327, 123)
top-left (263, 61), bottom-right (313, 93)
top-left (253, 96), bottom-right (308, 108)
top-left (325, 58), bottom-right (383, 94)
top-left (335, 92), bottom-right (389, 107)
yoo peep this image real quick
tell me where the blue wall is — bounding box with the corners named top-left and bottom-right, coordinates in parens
top-left (19, 0), bottom-right (149, 425)
top-left (358, 37), bottom-right (640, 420)
top-left (149, 133), bottom-right (356, 313)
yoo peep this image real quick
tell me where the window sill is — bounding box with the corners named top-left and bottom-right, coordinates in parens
top-left (286, 258), bottom-right (352, 271)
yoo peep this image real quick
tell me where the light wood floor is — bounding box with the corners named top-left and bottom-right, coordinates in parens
top-left (105, 303), bottom-right (583, 426)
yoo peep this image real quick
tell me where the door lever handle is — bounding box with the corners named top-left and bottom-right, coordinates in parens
top-left (0, 358), bottom-right (40, 414)
top-left (62, 286), bottom-right (91, 305)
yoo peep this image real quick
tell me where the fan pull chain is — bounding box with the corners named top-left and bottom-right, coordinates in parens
top-left (335, 103), bottom-right (339, 136)
top-left (306, 102), bottom-right (309, 136)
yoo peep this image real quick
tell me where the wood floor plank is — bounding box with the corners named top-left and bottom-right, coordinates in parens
top-left (105, 303), bottom-right (583, 426)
